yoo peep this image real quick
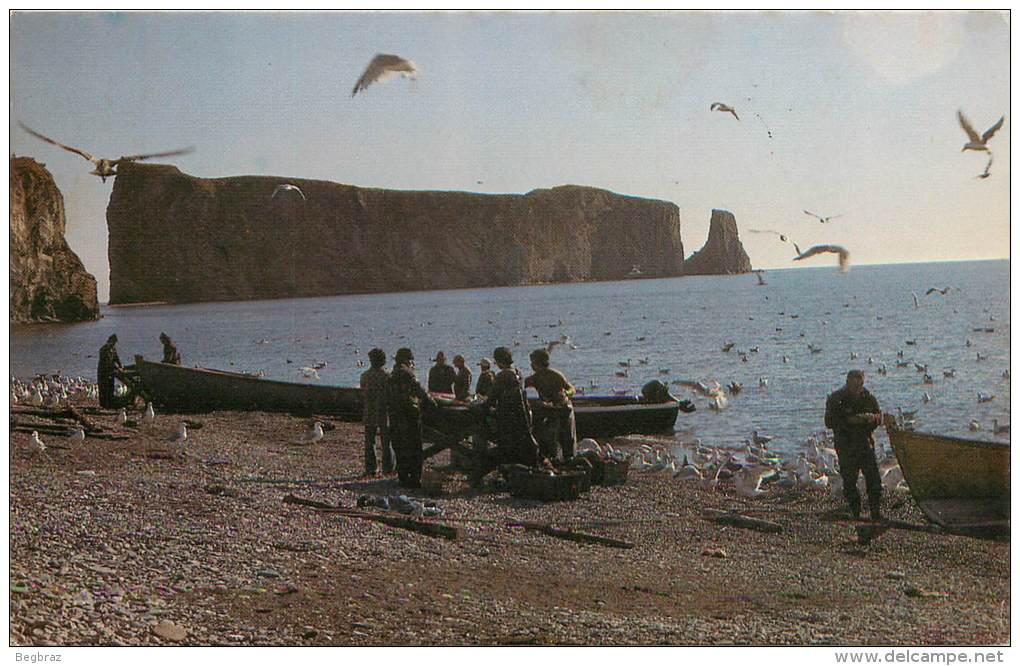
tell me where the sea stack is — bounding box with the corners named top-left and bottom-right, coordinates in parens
top-left (106, 163), bottom-right (689, 305)
top-left (682, 209), bottom-right (752, 276)
top-left (9, 156), bottom-right (100, 323)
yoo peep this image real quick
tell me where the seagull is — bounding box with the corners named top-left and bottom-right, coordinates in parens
top-left (911, 292), bottom-right (920, 308)
top-left (977, 392), bottom-right (995, 403)
top-left (271, 184), bottom-right (306, 201)
top-left (351, 54), bottom-right (418, 97)
top-left (300, 367), bottom-right (321, 380)
top-left (673, 455), bottom-right (703, 482)
top-left (957, 110), bottom-right (1004, 153)
top-left (925, 287), bottom-right (951, 296)
top-left (142, 403), bottom-right (156, 423)
top-left (752, 430), bottom-right (773, 446)
top-left (70, 425), bottom-right (86, 443)
top-left (18, 122), bottom-right (193, 183)
top-left (170, 422), bottom-right (188, 445)
top-left (28, 431), bottom-right (46, 457)
top-left (117, 408), bottom-right (128, 425)
top-left (294, 421), bottom-right (325, 445)
top-left (969, 419), bottom-right (981, 431)
top-left (803, 210), bottom-right (842, 224)
top-left (734, 465), bottom-right (771, 498)
top-left (793, 245), bottom-right (850, 273)
top-left (710, 102), bottom-right (739, 121)
top-left (754, 270), bottom-right (767, 286)
top-left (992, 419), bottom-right (1009, 436)
top-left (922, 391), bottom-right (933, 403)
top-left (30, 388), bottom-right (43, 407)
top-left (943, 369), bottom-right (956, 378)
top-left (748, 229), bottom-right (802, 255)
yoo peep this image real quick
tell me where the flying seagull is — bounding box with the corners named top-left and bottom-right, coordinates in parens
top-left (710, 102), bottom-right (739, 121)
top-left (748, 229), bottom-right (802, 255)
top-left (352, 54), bottom-right (418, 97)
top-left (793, 245), bottom-right (850, 273)
top-left (18, 122), bottom-right (193, 183)
top-left (271, 184), bottom-right (306, 201)
top-left (925, 287), bottom-right (951, 296)
top-left (957, 110), bottom-right (1004, 152)
top-left (803, 210), bottom-right (842, 224)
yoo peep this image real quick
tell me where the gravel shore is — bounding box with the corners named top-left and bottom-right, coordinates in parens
top-left (9, 403), bottom-right (1010, 646)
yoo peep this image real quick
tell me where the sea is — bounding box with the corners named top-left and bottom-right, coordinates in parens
top-left (10, 260), bottom-right (1010, 456)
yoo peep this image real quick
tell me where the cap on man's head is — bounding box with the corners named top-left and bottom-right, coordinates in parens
top-left (433, 351), bottom-right (446, 363)
top-left (846, 369), bottom-right (865, 381)
top-left (478, 357), bottom-right (493, 368)
top-left (368, 348), bottom-right (386, 366)
top-left (493, 346), bottom-right (513, 366)
top-left (107, 334), bottom-right (118, 344)
top-left (395, 347), bottom-right (414, 364)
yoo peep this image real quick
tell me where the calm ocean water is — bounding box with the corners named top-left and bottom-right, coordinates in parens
top-left (11, 260), bottom-right (1010, 453)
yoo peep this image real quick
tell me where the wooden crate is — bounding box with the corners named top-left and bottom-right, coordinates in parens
top-left (502, 465), bottom-right (588, 502)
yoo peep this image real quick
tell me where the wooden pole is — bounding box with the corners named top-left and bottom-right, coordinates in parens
top-left (702, 508), bottom-right (783, 534)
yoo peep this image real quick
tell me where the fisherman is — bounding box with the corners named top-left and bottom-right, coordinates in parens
top-left (452, 354), bottom-right (472, 401)
top-left (475, 358), bottom-right (496, 398)
top-left (97, 334), bottom-right (124, 409)
top-left (525, 348), bottom-right (577, 461)
top-left (387, 348), bottom-right (436, 488)
top-left (159, 332), bottom-right (182, 365)
top-left (360, 348), bottom-right (394, 477)
top-left (471, 346), bottom-right (539, 487)
top-left (427, 351), bottom-right (457, 394)
top-left (824, 370), bottom-right (884, 522)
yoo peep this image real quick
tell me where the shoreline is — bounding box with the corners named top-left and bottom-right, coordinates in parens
top-left (9, 400), bottom-right (1010, 646)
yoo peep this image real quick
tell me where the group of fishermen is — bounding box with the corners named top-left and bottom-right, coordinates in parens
top-left (360, 345), bottom-right (577, 488)
top-left (96, 333), bottom-right (180, 408)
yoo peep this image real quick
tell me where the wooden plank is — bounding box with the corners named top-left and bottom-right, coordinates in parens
top-left (702, 508), bottom-right (783, 534)
top-left (512, 520), bottom-right (635, 549)
top-left (282, 494), bottom-right (462, 541)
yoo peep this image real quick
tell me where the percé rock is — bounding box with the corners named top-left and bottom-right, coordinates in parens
top-left (682, 209), bottom-right (752, 275)
top-left (107, 163), bottom-right (689, 304)
top-left (10, 157), bottom-right (100, 323)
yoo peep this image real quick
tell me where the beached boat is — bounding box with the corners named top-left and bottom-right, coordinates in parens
top-left (132, 356), bottom-right (684, 439)
top-left (884, 415), bottom-right (1009, 534)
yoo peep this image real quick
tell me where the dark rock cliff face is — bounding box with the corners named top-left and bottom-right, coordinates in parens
top-left (107, 163), bottom-right (689, 304)
top-left (682, 209), bottom-right (752, 276)
top-left (10, 157), bottom-right (100, 323)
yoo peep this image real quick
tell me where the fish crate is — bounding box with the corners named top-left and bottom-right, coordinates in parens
top-left (557, 458), bottom-right (594, 492)
top-left (502, 465), bottom-right (589, 502)
top-left (575, 452), bottom-right (630, 486)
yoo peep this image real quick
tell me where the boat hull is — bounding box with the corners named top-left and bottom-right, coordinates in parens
top-left (884, 415), bottom-right (1010, 533)
top-left (133, 357), bottom-right (682, 439)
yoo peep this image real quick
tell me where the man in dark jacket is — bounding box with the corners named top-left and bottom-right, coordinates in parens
top-left (97, 334), bottom-right (124, 408)
top-left (387, 348), bottom-right (437, 488)
top-left (525, 348), bottom-right (577, 461)
top-left (427, 351), bottom-right (457, 394)
top-left (825, 370), bottom-right (884, 521)
top-left (452, 355), bottom-right (472, 401)
top-left (159, 333), bottom-right (182, 365)
top-left (360, 348), bottom-right (393, 476)
top-left (475, 358), bottom-right (496, 398)
top-left (470, 347), bottom-right (539, 487)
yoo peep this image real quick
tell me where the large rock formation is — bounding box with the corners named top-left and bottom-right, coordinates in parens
top-left (10, 157), bottom-right (100, 323)
top-left (682, 209), bottom-right (752, 275)
top-left (107, 164), bottom-right (689, 304)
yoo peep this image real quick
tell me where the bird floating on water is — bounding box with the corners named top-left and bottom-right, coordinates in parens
top-left (271, 184), bottom-right (306, 201)
top-left (710, 102), bottom-right (739, 121)
top-left (793, 245), bottom-right (850, 273)
top-left (957, 110), bottom-right (1003, 153)
top-left (352, 54), bottom-right (418, 97)
top-left (18, 122), bottom-right (193, 183)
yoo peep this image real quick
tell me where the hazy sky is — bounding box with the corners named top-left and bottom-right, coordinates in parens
top-left (10, 10), bottom-right (1010, 301)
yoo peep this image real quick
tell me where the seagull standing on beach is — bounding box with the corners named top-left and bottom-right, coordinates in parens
top-left (710, 102), bottom-right (740, 121)
top-left (117, 408), bottom-right (128, 425)
top-left (294, 421), bottom-right (325, 445)
top-left (29, 431), bottom-right (46, 457)
top-left (170, 422), bottom-right (188, 446)
top-left (957, 110), bottom-right (1004, 153)
top-left (793, 245), bottom-right (850, 273)
top-left (271, 184), bottom-right (306, 201)
top-left (351, 54), bottom-right (418, 96)
top-left (70, 425), bottom-right (86, 443)
top-left (18, 122), bottom-right (193, 183)
top-left (142, 402), bottom-right (156, 423)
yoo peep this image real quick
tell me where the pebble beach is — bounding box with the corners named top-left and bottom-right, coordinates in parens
top-left (9, 401), bottom-right (1009, 646)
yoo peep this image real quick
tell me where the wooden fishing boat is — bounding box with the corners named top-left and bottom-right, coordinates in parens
top-left (884, 415), bottom-right (1009, 535)
top-left (132, 356), bottom-right (684, 439)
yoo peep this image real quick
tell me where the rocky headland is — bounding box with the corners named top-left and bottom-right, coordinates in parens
top-left (681, 209), bottom-right (753, 276)
top-left (10, 157), bottom-right (100, 323)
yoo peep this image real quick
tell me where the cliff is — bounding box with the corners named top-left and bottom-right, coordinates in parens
top-left (682, 209), bottom-right (752, 275)
top-left (107, 164), bottom-right (689, 304)
top-left (10, 157), bottom-right (100, 323)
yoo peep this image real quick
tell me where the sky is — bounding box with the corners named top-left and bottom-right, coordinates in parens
top-left (10, 10), bottom-right (1011, 302)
